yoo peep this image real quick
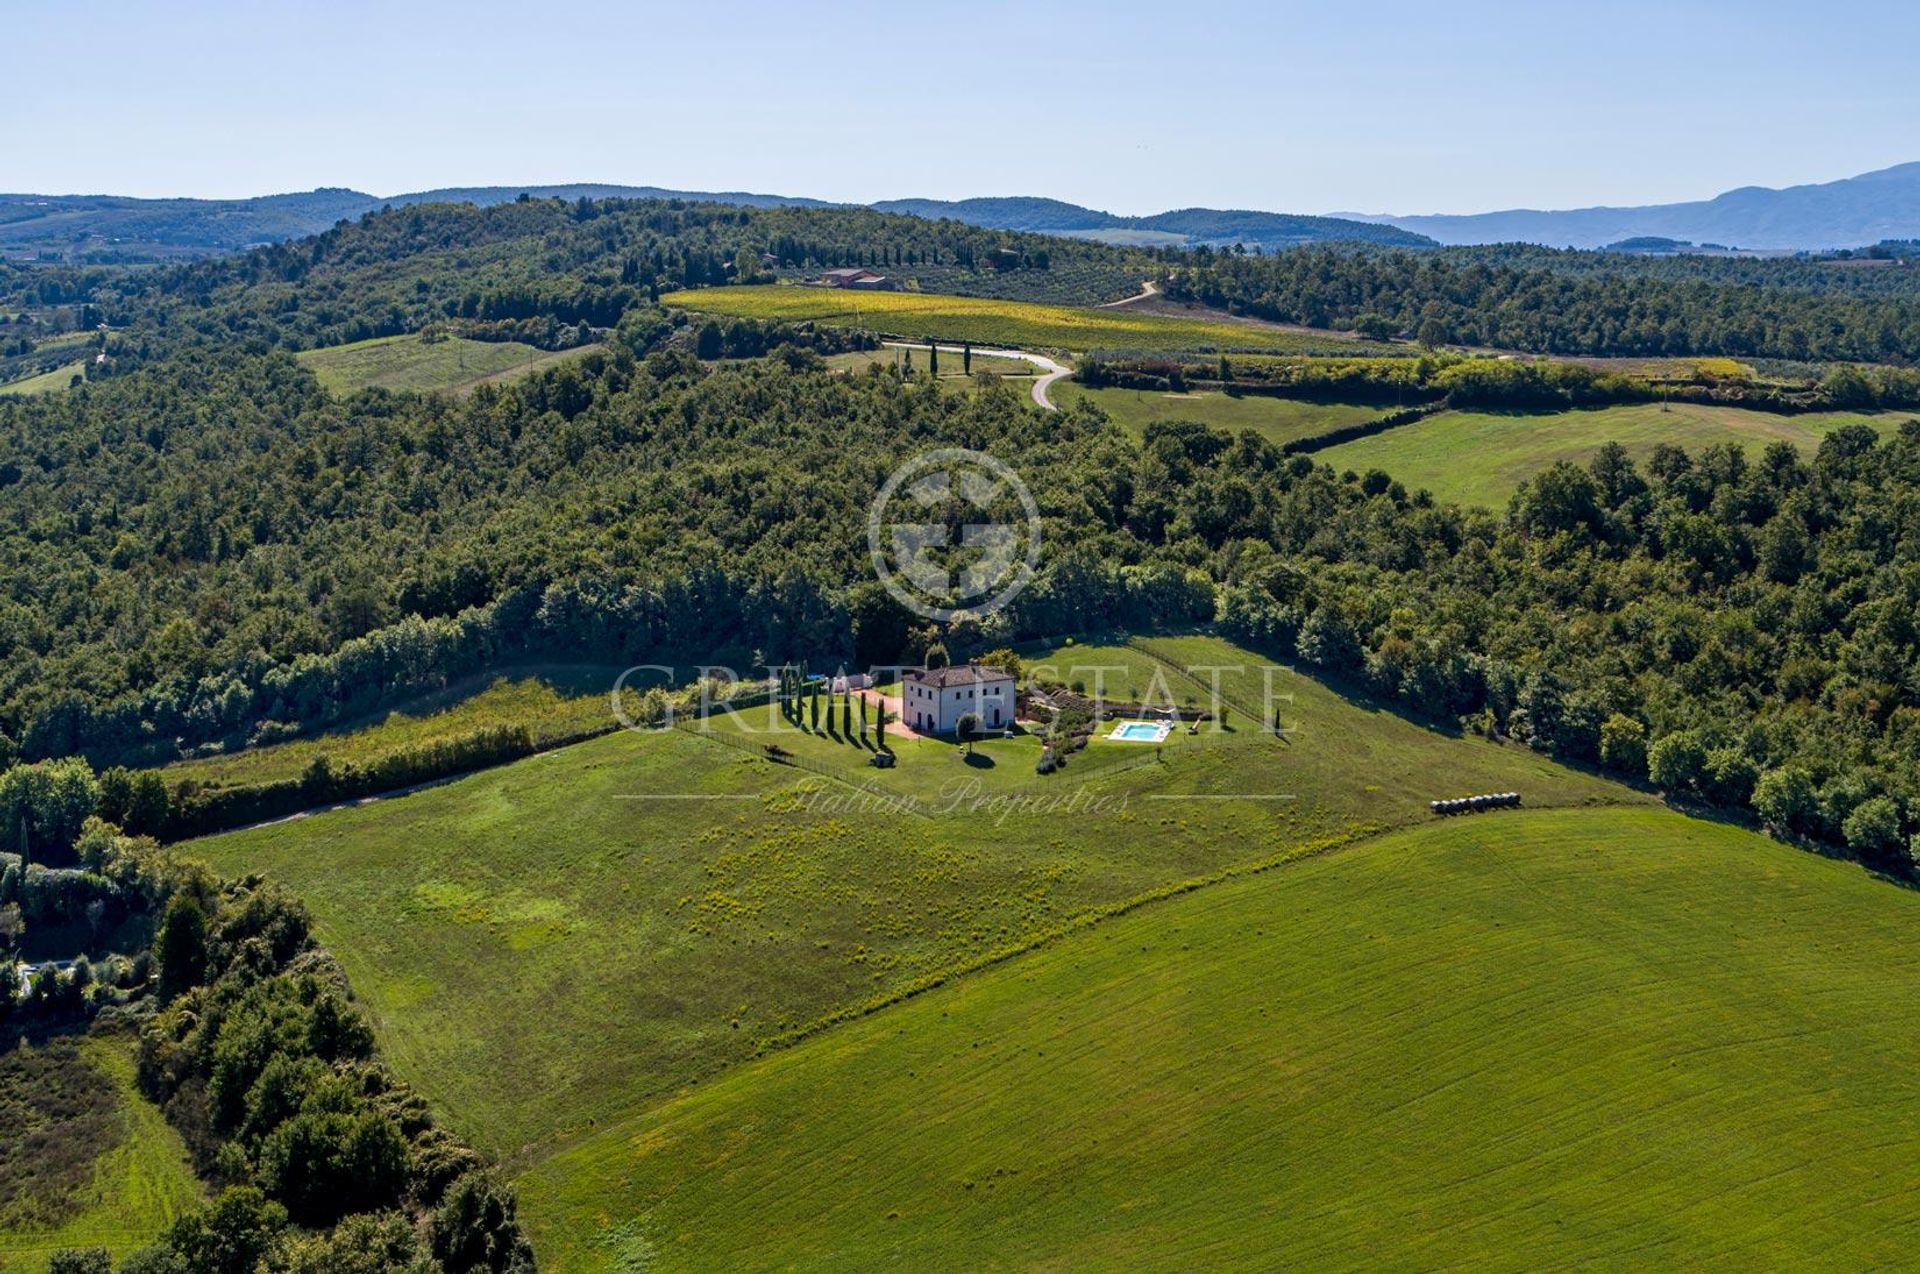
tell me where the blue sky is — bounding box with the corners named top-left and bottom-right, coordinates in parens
top-left (13, 0), bottom-right (1919, 214)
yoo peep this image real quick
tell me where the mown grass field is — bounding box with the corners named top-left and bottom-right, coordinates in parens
top-left (823, 347), bottom-right (1034, 380)
top-left (660, 286), bottom-right (1402, 355)
top-left (0, 362), bottom-right (85, 396)
top-left (1054, 381), bottom-right (1383, 444)
top-left (163, 667), bottom-right (619, 790)
top-left (1320, 402), bottom-right (1909, 507)
top-left (520, 806), bottom-right (1920, 1272)
top-left (0, 1033), bottom-right (202, 1270)
top-left (190, 637), bottom-right (1628, 1160)
top-left (297, 335), bottom-right (593, 396)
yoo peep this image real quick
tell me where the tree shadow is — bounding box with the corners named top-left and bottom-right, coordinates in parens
top-left (963, 751), bottom-right (996, 769)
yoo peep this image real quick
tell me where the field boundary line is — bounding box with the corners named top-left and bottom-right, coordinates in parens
top-left (523, 819), bottom-right (1389, 1167)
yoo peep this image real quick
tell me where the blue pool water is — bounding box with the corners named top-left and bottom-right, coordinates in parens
top-left (1115, 722), bottom-right (1164, 741)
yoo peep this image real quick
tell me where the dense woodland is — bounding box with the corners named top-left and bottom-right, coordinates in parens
top-left (4, 194), bottom-right (1920, 1270)
top-left (1, 331), bottom-right (1917, 869)
top-left (0, 198), bottom-right (1916, 861)
top-left (1, 819), bottom-right (532, 1269)
top-left (1164, 245), bottom-right (1920, 363)
top-left (17, 198), bottom-right (1150, 365)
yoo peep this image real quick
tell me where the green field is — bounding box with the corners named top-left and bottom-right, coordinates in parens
top-left (296, 335), bottom-right (594, 396)
top-left (1055, 381), bottom-right (1384, 444)
top-left (520, 806), bottom-right (1920, 1272)
top-left (0, 362), bottom-right (85, 396)
top-left (163, 667), bottom-right (619, 790)
top-left (190, 637), bottom-right (1628, 1159)
top-left (0, 1034), bottom-right (203, 1270)
top-left (661, 286), bottom-right (1401, 355)
top-left (824, 347), bottom-right (1035, 380)
top-left (1319, 401), bottom-right (1909, 507)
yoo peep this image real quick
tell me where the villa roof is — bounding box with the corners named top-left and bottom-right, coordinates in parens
top-left (903, 663), bottom-right (1014, 689)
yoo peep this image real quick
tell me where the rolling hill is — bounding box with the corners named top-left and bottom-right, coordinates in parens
top-left (0, 184), bottom-right (1431, 263)
top-left (872, 195), bottom-right (1437, 250)
top-left (520, 805), bottom-right (1920, 1271)
top-left (16, 163), bottom-right (1919, 262)
top-left (1354, 161), bottom-right (1920, 250)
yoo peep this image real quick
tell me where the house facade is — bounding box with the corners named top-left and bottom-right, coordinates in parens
top-left (901, 664), bottom-right (1016, 736)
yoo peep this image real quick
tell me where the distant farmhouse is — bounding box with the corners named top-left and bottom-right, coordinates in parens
top-left (902, 663), bottom-right (1015, 735)
top-left (814, 267), bottom-right (904, 291)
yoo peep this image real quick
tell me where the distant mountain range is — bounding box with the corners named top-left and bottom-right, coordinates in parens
top-left (0, 184), bottom-right (1428, 262)
top-left (868, 196), bottom-right (1435, 250)
top-left (0, 184), bottom-right (837, 261)
top-left (1345, 163), bottom-right (1920, 251)
top-left (5, 164), bottom-right (1919, 262)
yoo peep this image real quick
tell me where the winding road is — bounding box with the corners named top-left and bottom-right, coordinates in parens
top-left (881, 341), bottom-right (1070, 411)
top-left (1098, 279), bottom-right (1161, 308)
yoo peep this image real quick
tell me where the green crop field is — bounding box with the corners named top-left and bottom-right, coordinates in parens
top-left (1319, 401), bottom-right (1910, 507)
top-left (1054, 381), bottom-right (1384, 444)
top-left (0, 362), bottom-right (85, 396)
top-left (660, 286), bottom-right (1401, 356)
top-left (189, 637), bottom-right (1628, 1160)
top-left (162, 667), bottom-right (619, 791)
top-left (519, 804), bottom-right (1920, 1272)
top-left (0, 1033), bottom-right (203, 1270)
top-left (296, 335), bottom-right (594, 396)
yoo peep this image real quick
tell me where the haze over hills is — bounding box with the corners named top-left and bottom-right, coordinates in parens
top-left (869, 196), bottom-right (1437, 250)
top-left (0, 184), bottom-right (1427, 261)
top-left (6, 163), bottom-right (1919, 262)
top-left (1347, 162), bottom-right (1920, 250)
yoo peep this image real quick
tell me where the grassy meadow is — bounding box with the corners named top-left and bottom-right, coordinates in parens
top-left (296, 334), bottom-right (593, 396)
top-left (189, 637), bottom-right (1631, 1160)
top-left (163, 667), bottom-right (620, 791)
top-left (0, 1033), bottom-right (203, 1270)
top-left (1054, 381), bottom-right (1383, 444)
top-left (823, 347), bottom-right (1035, 380)
top-left (1320, 401), bottom-right (1910, 507)
top-left (660, 286), bottom-right (1402, 355)
top-left (520, 806), bottom-right (1920, 1272)
top-left (0, 363), bottom-right (85, 396)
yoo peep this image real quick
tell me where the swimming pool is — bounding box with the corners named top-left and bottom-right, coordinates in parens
top-left (1108, 719), bottom-right (1172, 743)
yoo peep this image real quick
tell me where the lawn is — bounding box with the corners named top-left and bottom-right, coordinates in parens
top-left (660, 286), bottom-right (1402, 356)
top-left (296, 335), bottom-right (594, 396)
top-left (0, 363), bottom-right (85, 396)
top-left (1318, 401), bottom-right (1909, 507)
top-left (162, 666), bottom-right (621, 791)
top-left (1053, 381), bottom-right (1383, 444)
top-left (519, 805), bottom-right (1920, 1272)
top-left (0, 1032), bottom-right (203, 1270)
top-left (187, 637), bottom-right (1630, 1161)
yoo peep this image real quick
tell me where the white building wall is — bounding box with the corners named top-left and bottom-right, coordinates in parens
top-left (903, 675), bottom-right (1014, 734)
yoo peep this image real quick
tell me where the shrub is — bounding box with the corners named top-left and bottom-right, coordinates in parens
top-left (1598, 714), bottom-right (1648, 776)
top-left (1843, 796), bottom-right (1906, 860)
top-left (1647, 730), bottom-right (1711, 797)
top-left (1753, 767), bottom-right (1819, 835)
top-left (431, 1171), bottom-right (536, 1273)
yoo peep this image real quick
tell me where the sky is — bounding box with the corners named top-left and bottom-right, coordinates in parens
top-left (12, 0), bottom-right (1920, 216)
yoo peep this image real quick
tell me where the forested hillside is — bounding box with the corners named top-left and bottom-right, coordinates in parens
top-left (36, 197), bottom-right (1154, 364)
top-left (1165, 246), bottom-right (1920, 362)
top-left (2, 196), bottom-right (1920, 871)
top-left (3, 327), bottom-right (1919, 869)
